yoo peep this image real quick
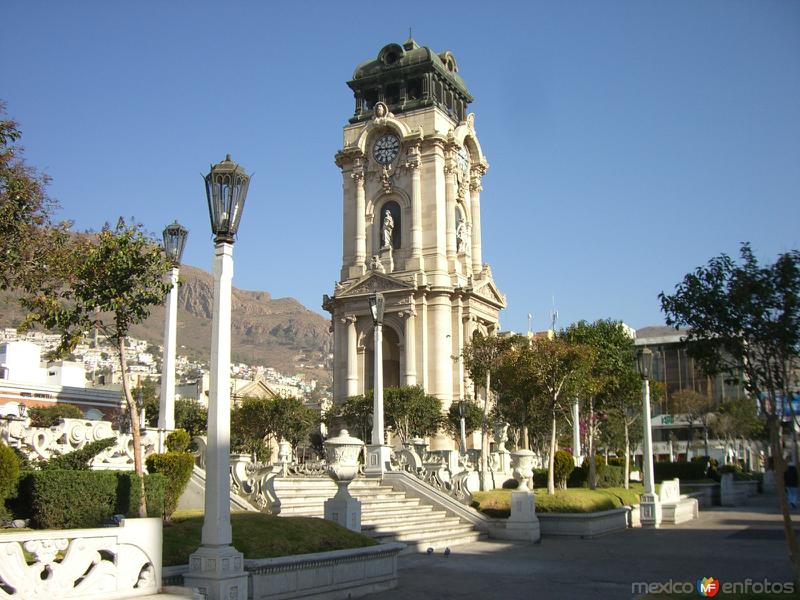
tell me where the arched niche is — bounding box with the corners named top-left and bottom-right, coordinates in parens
top-left (376, 200), bottom-right (402, 251)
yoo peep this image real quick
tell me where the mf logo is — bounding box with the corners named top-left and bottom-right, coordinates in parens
top-left (697, 577), bottom-right (720, 597)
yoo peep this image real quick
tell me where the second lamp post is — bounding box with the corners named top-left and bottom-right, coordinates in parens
top-left (366, 292), bottom-right (390, 476)
top-left (637, 346), bottom-right (662, 528)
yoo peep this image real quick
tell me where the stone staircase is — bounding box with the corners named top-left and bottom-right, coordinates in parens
top-left (273, 477), bottom-right (484, 552)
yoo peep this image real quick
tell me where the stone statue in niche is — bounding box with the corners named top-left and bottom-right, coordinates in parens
top-left (370, 255), bottom-right (385, 274)
top-left (381, 209), bottom-right (394, 249)
top-left (456, 216), bottom-right (469, 253)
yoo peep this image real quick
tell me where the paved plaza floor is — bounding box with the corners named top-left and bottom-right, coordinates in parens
top-left (369, 495), bottom-right (798, 600)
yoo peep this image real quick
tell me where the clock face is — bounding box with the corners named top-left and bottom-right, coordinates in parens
top-left (457, 146), bottom-right (470, 172)
top-left (373, 134), bottom-right (400, 165)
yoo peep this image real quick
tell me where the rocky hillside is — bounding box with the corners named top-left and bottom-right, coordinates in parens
top-left (0, 265), bottom-right (332, 380)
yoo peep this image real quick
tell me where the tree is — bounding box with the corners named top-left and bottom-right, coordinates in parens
top-left (601, 368), bottom-right (643, 489)
top-left (384, 386), bottom-right (443, 443)
top-left (22, 219), bottom-right (173, 517)
top-left (670, 388), bottom-right (715, 459)
top-left (562, 320), bottom-right (635, 489)
top-left (0, 103), bottom-right (69, 293)
top-left (175, 398), bottom-right (208, 440)
top-left (326, 393), bottom-right (373, 442)
top-left (660, 242), bottom-right (800, 583)
top-left (525, 336), bottom-right (591, 495)
top-left (28, 404), bottom-right (85, 427)
top-left (269, 396), bottom-right (318, 451)
top-left (133, 379), bottom-right (159, 428)
top-left (231, 397), bottom-right (273, 461)
top-left (463, 332), bottom-right (510, 490)
top-left (710, 398), bottom-right (764, 463)
top-left (446, 397), bottom-right (484, 442)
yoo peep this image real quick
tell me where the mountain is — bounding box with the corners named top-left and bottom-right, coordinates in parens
top-left (0, 265), bottom-right (332, 381)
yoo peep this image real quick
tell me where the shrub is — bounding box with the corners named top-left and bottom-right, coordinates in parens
top-left (146, 452), bottom-right (194, 520)
top-left (0, 444), bottom-right (20, 518)
top-left (17, 470), bottom-right (165, 528)
top-left (165, 429), bottom-right (191, 453)
top-left (554, 450), bottom-right (575, 488)
top-left (532, 468), bottom-right (548, 489)
top-left (654, 461), bottom-right (707, 482)
top-left (597, 465), bottom-right (625, 488)
top-left (502, 478), bottom-right (519, 489)
top-left (607, 456), bottom-right (624, 467)
top-left (28, 404), bottom-right (85, 427)
top-left (568, 466), bottom-right (587, 487)
top-left (41, 437), bottom-right (116, 470)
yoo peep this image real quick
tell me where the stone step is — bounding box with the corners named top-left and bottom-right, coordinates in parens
top-left (369, 523), bottom-right (481, 545)
top-left (277, 490), bottom-right (405, 501)
top-left (362, 516), bottom-right (462, 534)
top-left (395, 530), bottom-right (487, 554)
top-left (360, 507), bottom-right (437, 524)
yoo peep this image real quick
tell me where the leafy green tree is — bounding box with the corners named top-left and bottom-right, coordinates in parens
top-left (175, 399), bottom-right (208, 440)
top-left (463, 332), bottom-right (510, 490)
top-left (384, 386), bottom-right (443, 443)
top-left (28, 404), bottom-right (85, 427)
top-left (660, 242), bottom-right (800, 582)
top-left (601, 369), bottom-right (643, 488)
top-left (525, 336), bottom-right (591, 495)
top-left (670, 388), bottom-right (716, 459)
top-left (562, 320), bottom-right (636, 489)
top-left (269, 396), bottom-right (319, 451)
top-left (0, 103), bottom-right (69, 293)
top-left (22, 219), bottom-right (173, 517)
top-left (133, 379), bottom-right (159, 427)
top-left (710, 398), bottom-right (764, 461)
top-left (231, 397), bottom-right (273, 461)
top-left (446, 397), bottom-right (483, 442)
top-left (326, 394), bottom-right (373, 442)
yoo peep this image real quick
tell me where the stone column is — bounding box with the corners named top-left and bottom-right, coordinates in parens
top-left (345, 315), bottom-right (358, 398)
top-left (572, 398), bottom-right (581, 466)
top-left (407, 143), bottom-right (423, 270)
top-left (366, 321), bottom-right (391, 476)
top-left (428, 293), bottom-right (453, 451)
top-left (470, 165), bottom-right (485, 274)
top-left (401, 309), bottom-right (417, 386)
top-left (352, 160), bottom-right (366, 276)
top-left (158, 266), bottom-right (179, 433)
top-left (444, 150), bottom-right (458, 267)
top-left (463, 315), bottom-right (476, 398)
top-left (420, 296), bottom-right (428, 389)
top-left (185, 242), bottom-right (246, 600)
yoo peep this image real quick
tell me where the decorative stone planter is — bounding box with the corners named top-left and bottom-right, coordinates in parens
top-left (538, 508), bottom-right (630, 538)
top-left (324, 430), bottom-right (364, 532)
top-left (510, 450), bottom-right (535, 492)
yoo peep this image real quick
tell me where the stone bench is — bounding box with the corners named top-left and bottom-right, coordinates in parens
top-left (659, 478), bottom-right (699, 524)
top-left (720, 473), bottom-right (748, 506)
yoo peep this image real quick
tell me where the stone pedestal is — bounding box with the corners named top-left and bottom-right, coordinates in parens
top-left (324, 488), bottom-right (362, 532)
top-left (505, 491), bottom-right (540, 542)
top-left (183, 545), bottom-right (247, 600)
top-left (365, 444), bottom-right (392, 477)
top-left (639, 492), bottom-right (662, 528)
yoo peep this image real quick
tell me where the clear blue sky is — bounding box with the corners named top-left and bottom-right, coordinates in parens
top-left (2, 1), bottom-right (798, 332)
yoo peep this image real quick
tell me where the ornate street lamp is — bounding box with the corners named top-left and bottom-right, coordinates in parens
top-left (184, 156), bottom-right (251, 600)
top-left (366, 292), bottom-right (390, 476)
top-left (158, 221), bottom-right (188, 438)
top-left (636, 346), bottom-right (661, 528)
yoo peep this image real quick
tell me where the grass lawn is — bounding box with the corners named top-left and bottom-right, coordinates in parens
top-left (472, 485), bottom-right (651, 518)
top-left (163, 510), bottom-right (376, 567)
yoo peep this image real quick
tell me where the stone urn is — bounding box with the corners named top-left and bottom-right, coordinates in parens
top-left (511, 449), bottom-right (535, 492)
top-left (493, 421), bottom-right (509, 453)
top-left (411, 437), bottom-right (428, 460)
top-left (323, 430), bottom-right (364, 532)
top-left (324, 430), bottom-right (364, 495)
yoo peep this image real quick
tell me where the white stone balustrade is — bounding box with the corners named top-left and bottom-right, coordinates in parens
top-left (0, 417), bottom-right (159, 470)
top-left (0, 517), bottom-right (161, 599)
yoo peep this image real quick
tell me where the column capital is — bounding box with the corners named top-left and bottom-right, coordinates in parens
top-left (398, 308), bottom-right (417, 318)
top-left (340, 314), bottom-right (357, 324)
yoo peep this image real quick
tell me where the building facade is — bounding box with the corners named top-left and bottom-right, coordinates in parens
top-left (323, 39), bottom-right (505, 447)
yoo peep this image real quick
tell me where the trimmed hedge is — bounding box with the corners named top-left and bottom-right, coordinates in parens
top-left (165, 429), bottom-right (191, 453)
top-left (654, 461), bottom-right (708, 482)
top-left (16, 470), bottom-right (165, 529)
top-left (0, 444), bottom-right (20, 518)
top-left (146, 452), bottom-right (194, 520)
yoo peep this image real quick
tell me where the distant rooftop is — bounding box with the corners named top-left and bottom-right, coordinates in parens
top-left (635, 325), bottom-right (686, 346)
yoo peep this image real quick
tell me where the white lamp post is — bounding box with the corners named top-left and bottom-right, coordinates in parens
top-left (158, 221), bottom-right (188, 447)
top-left (184, 155), bottom-right (251, 600)
top-left (637, 346), bottom-right (662, 528)
top-left (458, 398), bottom-right (467, 455)
top-left (365, 292), bottom-right (390, 476)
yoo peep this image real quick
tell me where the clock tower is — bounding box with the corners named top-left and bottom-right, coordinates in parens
top-left (323, 39), bottom-right (506, 448)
